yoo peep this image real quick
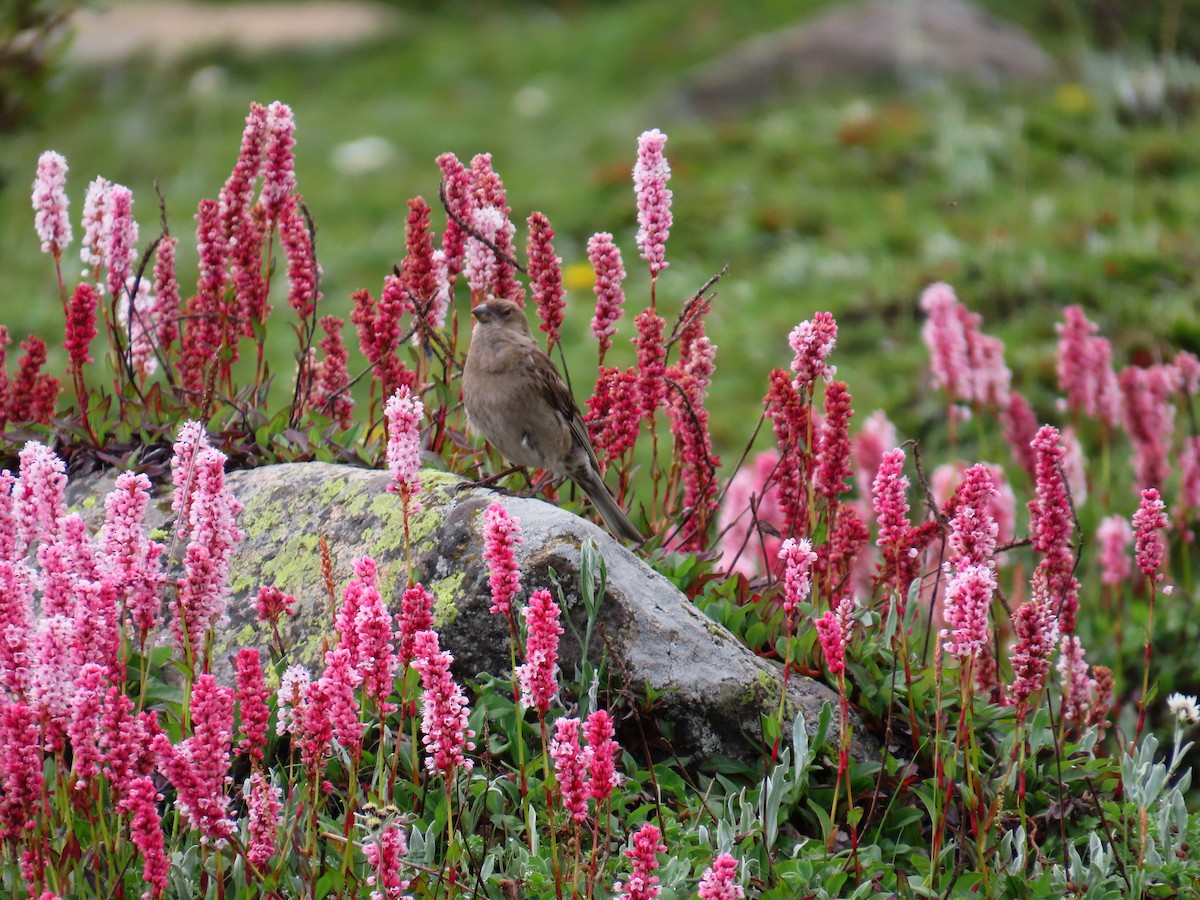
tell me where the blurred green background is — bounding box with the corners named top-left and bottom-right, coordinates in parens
top-left (3, 0), bottom-right (1200, 459)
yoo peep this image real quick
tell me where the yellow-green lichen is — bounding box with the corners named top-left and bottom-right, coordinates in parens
top-left (324, 475), bottom-right (374, 518)
top-left (234, 620), bottom-right (261, 648)
top-left (428, 572), bottom-right (465, 625)
top-left (293, 628), bottom-right (330, 670)
top-left (316, 475), bottom-right (351, 506)
top-left (229, 529), bottom-right (323, 598)
top-left (378, 563), bottom-right (410, 604)
top-left (750, 667), bottom-right (780, 700)
top-left (237, 493), bottom-right (287, 541)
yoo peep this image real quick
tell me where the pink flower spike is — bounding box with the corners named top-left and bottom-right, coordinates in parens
top-left (104, 185), bottom-right (138, 305)
top-left (1132, 488), bottom-right (1168, 581)
top-left (255, 585), bottom-right (297, 624)
top-left (1028, 425), bottom-right (1073, 557)
top-left (940, 563), bottom-right (996, 660)
top-left (279, 197), bottom-right (321, 323)
top-left (920, 282), bottom-right (970, 402)
top-left (118, 273), bottom-right (160, 382)
top-left (315, 647), bottom-right (364, 753)
top-left (80, 176), bottom-right (112, 274)
top-left (613, 822), bottom-right (666, 900)
top-left (30, 614), bottom-right (77, 751)
top-left (1008, 585), bottom-right (1059, 719)
top-left (260, 101), bottom-right (296, 224)
top-left (584, 365), bottom-right (642, 472)
top-left (303, 315), bottom-right (353, 428)
top-left (32, 150), bottom-right (72, 257)
top-left (412, 629), bottom-right (475, 775)
top-left (528, 211), bottom-right (565, 348)
top-left (364, 824), bottom-right (410, 900)
top-left (1057, 634), bottom-right (1096, 727)
top-left (854, 410), bottom-right (898, 501)
top-left (1119, 364), bottom-right (1178, 491)
top-left (171, 443), bottom-right (244, 669)
top-left (633, 129), bottom-right (672, 276)
top-left (584, 708), bottom-right (621, 802)
top-left (872, 447), bottom-right (910, 549)
top-left (483, 503), bottom-right (522, 616)
top-left (698, 853), bottom-right (744, 900)
top-left (101, 470), bottom-right (164, 641)
top-left (633, 308), bottom-right (667, 420)
top-left (788, 312), bottom-right (838, 389)
top-left (64, 282), bottom-right (98, 372)
top-left (235, 649), bottom-right (271, 763)
top-left (245, 770), bottom-right (283, 869)
top-left (1096, 514), bottom-right (1132, 586)
top-left (14, 439), bottom-right (67, 556)
top-left (436, 151), bottom-right (472, 282)
top-left (274, 664), bottom-right (311, 737)
top-left (7, 335), bottom-right (60, 425)
top-left (0, 560), bottom-right (32, 697)
top-left (400, 197), bottom-right (439, 321)
top-left (517, 588), bottom-right (563, 712)
top-left (463, 205), bottom-right (505, 300)
top-left (588, 232), bottom-right (627, 363)
top-left (814, 596), bottom-right (854, 675)
top-left (183, 199), bottom-right (228, 396)
top-left (341, 556), bottom-right (397, 714)
top-left (1179, 436), bottom-right (1200, 519)
top-left (778, 537), bottom-right (817, 615)
top-left (946, 463), bottom-right (999, 569)
top-left (68, 663), bottom-right (107, 787)
top-left (0, 701), bottom-right (42, 842)
top-left (385, 385), bottom-right (424, 504)
top-left (1002, 391), bottom-right (1040, 478)
top-left (122, 775), bottom-right (169, 897)
top-left (397, 582), bottom-right (436, 667)
top-left (153, 674), bottom-right (236, 843)
top-left (1056, 306), bottom-right (1109, 420)
top-left (814, 381), bottom-right (854, 500)
top-left (551, 716), bottom-right (589, 823)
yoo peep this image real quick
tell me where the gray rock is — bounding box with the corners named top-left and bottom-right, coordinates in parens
top-left (69, 461), bottom-right (874, 764)
top-left (672, 0), bottom-right (1056, 118)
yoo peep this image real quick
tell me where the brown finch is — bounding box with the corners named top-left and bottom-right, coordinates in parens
top-left (462, 298), bottom-right (643, 543)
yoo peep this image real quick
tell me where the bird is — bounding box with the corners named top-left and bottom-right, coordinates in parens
top-left (461, 298), bottom-right (644, 543)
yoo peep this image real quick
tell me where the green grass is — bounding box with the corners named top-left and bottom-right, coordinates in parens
top-left (3, 0), bottom-right (1200, 460)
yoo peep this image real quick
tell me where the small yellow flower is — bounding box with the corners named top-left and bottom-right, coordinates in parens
top-left (563, 260), bottom-right (595, 292)
top-left (1055, 83), bottom-right (1094, 116)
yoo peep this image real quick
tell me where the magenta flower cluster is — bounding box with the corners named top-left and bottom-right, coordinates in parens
top-left (385, 385), bottom-right (424, 505)
top-left (31, 150), bottom-right (72, 256)
top-left (1132, 487), bottom-right (1168, 581)
top-left (518, 588), bottom-right (563, 712)
top-left (613, 822), bottom-right (666, 900)
top-left (412, 629), bottom-right (476, 775)
top-left (483, 503), bottom-right (522, 615)
top-left (814, 596), bottom-right (855, 675)
top-left (633, 129), bottom-right (672, 276)
top-left (789, 311), bottom-right (838, 389)
top-left (588, 232), bottom-right (627, 362)
top-left (697, 853), bottom-right (744, 900)
top-left (778, 537), bottom-right (817, 614)
top-left (941, 564), bottom-right (996, 660)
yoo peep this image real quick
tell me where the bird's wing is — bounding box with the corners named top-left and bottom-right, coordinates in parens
top-left (526, 346), bottom-right (605, 473)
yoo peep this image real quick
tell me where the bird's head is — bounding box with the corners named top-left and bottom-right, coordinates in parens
top-left (471, 298), bottom-right (530, 334)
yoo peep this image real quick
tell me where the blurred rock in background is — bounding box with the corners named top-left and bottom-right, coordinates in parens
top-left (671, 0), bottom-right (1056, 119)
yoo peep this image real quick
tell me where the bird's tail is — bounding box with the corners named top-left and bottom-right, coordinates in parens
top-left (577, 470), bottom-right (644, 544)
